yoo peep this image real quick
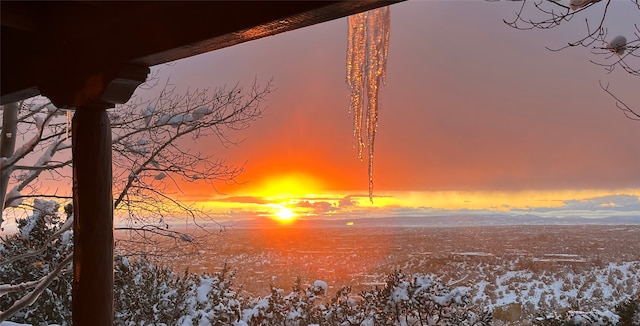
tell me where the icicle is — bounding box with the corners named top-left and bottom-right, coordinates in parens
top-left (346, 7), bottom-right (390, 202)
top-left (66, 110), bottom-right (72, 142)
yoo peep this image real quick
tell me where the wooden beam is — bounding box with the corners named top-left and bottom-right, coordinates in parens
top-left (1, 1), bottom-right (403, 105)
top-left (72, 105), bottom-right (114, 325)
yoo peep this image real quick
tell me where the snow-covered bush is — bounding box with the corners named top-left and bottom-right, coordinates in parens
top-left (532, 293), bottom-right (639, 326)
top-left (615, 294), bottom-right (640, 326)
top-left (179, 265), bottom-right (242, 325)
top-left (240, 277), bottom-right (326, 326)
top-left (114, 256), bottom-right (191, 324)
top-left (114, 258), bottom-right (241, 325)
top-left (1, 218), bottom-right (490, 326)
top-left (534, 309), bottom-right (619, 326)
top-left (0, 201), bottom-right (73, 325)
top-left (328, 271), bottom-right (492, 325)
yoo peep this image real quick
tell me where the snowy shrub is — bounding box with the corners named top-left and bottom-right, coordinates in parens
top-left (179, 265), bottom-right (242, 325)
top-left (0, 201), bottom-right (73, 325)
top-left (114, 256), bottom-right (192, 324)
top-left (359, 271), bottom-right (492, 325)
top-left (534, 309), bottom-right (619, 325)
top-left (319, 271), bottom-right (491, 325)
top-left (615, 293), bottom-right (640, 326)
top-left (114, 258), bottom-right (241, 326)
top-left (324, 286), bottom-right (375, 325)
top-left (240, 277), bottom-right (326, 326)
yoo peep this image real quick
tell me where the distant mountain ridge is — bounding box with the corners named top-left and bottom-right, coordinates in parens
top-left (231, 214), bottom-right (640, 228)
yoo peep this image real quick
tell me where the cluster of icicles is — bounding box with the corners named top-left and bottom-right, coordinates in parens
top-left (346, 7), bottom-right (390, 202)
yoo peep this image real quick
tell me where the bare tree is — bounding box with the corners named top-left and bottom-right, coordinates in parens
top-left (494, 0), bottom-right (639, 120)
top-left (109, 78), bottom-right (272, 260)
top-left (0, 77), bottom-right (273, 320)
top-left (498, 0), bottom-right (639, 73)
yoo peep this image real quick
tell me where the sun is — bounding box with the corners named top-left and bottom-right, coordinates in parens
top-left (273, 206), bottom-right (297, 224)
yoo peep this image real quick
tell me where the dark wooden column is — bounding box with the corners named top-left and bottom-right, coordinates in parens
top-left (52, 65), bottom-right (149, 325)
top-left (72, 103), bottom-right (114, 325)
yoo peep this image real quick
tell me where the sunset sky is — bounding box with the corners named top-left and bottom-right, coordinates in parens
top-left (139, 1), bottom-right (639, 223)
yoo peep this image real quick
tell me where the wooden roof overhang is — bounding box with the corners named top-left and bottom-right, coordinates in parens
top-left (1, 1), bottom-right (403, 324)
top-left (2, 1), bottom-right (402, 106)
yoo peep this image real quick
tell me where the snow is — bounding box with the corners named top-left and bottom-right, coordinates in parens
top-left (391, 283), bottom-right (409, 303)
top-left (45, 104), bottom-right (57, 113)
top-left (142, 106), bottom-right (155, 125)
top-left (454, 251), bottom-right (494, 257)
top-left (157, 114), bottom-right (172, 125)
top-left (431, 287), bottom-right (470, 306)
top-left (5, 189), bottom-right (23, 208)
top-left (197, 276), bottom-right (213, 304)
top-left (192, 107), bottom-right (213, 120)
top-left (312, 280), bottom-right (328, 295)
top-left (61, 230), bottom-right (72, 245)
top-left (168, 114), bottom-right (194, 127)
top-left (606, 35), bottom-right (627, 55)
top-left (0, 322), bottom-right (60, 326)
top-left (33, 199), bottom-right (59, 215)
top-left (569, 0), bottom-right (600, 11)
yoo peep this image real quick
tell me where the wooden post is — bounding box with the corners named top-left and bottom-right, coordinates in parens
top-left (72, 103), bottom-right (114, 325)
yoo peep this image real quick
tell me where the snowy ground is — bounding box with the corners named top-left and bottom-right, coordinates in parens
top-left (131, 224), bottom-right (639, 324)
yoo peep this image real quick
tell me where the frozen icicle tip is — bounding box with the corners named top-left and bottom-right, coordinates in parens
top-left (606, 35), bottom-right (627, 55)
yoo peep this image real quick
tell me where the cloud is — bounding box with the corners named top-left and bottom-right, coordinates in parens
top-left (339, 196), bottom-right (356, 208)
top-left (562, 194), bottom-right (640, 211)
top-left (294, 200), bottom-right (337, 215)
top-left (532, 194), bottom-right (640, 213)
top-left (212, 196), bottom-right (271, 205)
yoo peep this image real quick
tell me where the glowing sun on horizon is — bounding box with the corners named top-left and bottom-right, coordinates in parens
top-left (273, 206), bottom-right (297, 224)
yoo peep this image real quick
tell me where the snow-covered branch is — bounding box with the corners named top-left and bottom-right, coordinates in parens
top-left (497, 0), bottom-right (640, 77)
top-left (0, 279), bottom-right (41, 298)
top-left (112, 80), bottom-right (272, 211)
top-left (0, 78), bottom-right (272, 322)
top-left (1, 111), bottom-right (56, 172)
top-left (0, 214), bottom-right (72, 268)
top-left (0, 252), bottom-right (73, 322)
top-left (3, 137), bottom-right (69, 210)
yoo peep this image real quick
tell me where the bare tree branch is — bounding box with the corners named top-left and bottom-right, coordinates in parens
top-left (496, 0), bottom-right (640, 76)
top-left (0, 253), bottom-right (72, 322)
top-left (0, 215), bottom-right (72, 267)
top-left (599, 80), bottom-right (640, 120)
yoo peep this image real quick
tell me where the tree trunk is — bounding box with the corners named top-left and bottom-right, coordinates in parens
top-left (0, 102), bottom-right (19, 224)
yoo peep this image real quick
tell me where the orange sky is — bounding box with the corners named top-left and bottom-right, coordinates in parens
top-left (136, 1), bottom-right (639, 222)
